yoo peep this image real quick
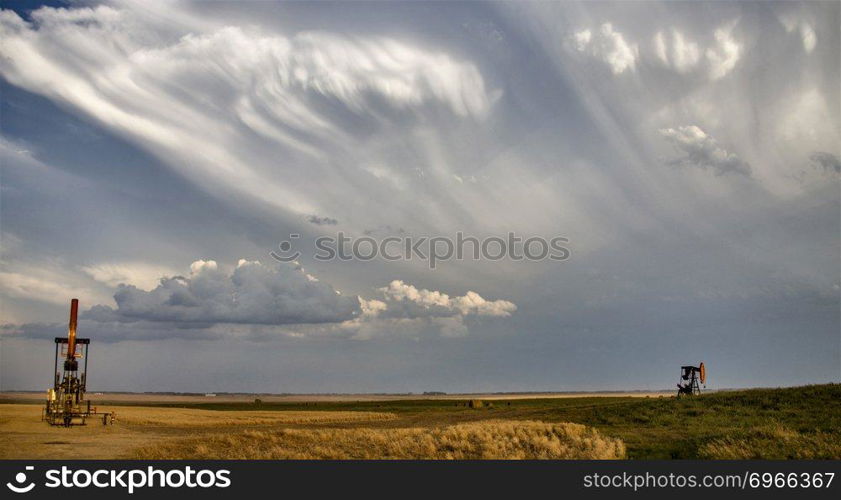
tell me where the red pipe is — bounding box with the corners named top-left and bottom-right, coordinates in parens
top-left (67, 298), bottom-right (78, 360)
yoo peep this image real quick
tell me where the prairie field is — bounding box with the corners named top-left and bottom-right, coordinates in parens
top-left (135, 420), bottom-right (624, 459)
top-left (1, 384), bottom-right (838, 460)
top-left (114, 406), bottom-right (397, 426)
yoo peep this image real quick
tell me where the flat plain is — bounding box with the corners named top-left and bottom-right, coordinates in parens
top-left (1, 384), bottom-right (838, 459)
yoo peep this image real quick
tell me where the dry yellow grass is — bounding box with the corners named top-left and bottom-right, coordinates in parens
top-left (135, 420), bottom-right (626, 459)
top-left (114, 406), bottom-right (397, 426)
top-left (0, 404), bottom-right (394, 459)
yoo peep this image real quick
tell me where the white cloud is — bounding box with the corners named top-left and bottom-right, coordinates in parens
top-left (0, 4), bottom-right (495, 223)
top-left (654, 29), bottom-right (701, 73)
top-left (359, 297), bottom-right (388, 317)
top-left (573, 29), bottom-right (592, 51)
top-left (333, 280), bottom-right (517, 339)
top-left (779, 15), bottom-right (818, 53)
top-left (378, 280), bottom-right (517, 318)
top-left (652, 23), bottom-right (741, 80)
top-left (572, 23), bottom-right (639, 74)
top-left (189, 259), bottom-right (218, 275)
top-left (705, 24), bottom-right (741, 80)
top-left (334, 280), bottom-right (516, 339)
top-left (575, 21), bottom-right (740, 80)
top-left (659, 125), bottom-right (751, 176)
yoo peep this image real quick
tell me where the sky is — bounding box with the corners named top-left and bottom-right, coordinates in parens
top-left (0, 0), bottom-right (838, 393)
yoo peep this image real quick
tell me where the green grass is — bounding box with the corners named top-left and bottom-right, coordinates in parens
top-left (540, 384), bottom-right (841, 458)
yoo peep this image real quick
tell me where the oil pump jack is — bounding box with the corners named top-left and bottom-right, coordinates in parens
top-left (676, 362), bottom-right (706, 397)
top-left (43, 298), bottom-right (114, 426)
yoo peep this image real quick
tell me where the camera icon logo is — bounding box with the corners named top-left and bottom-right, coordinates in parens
top-left (6, 466), bottom-right (35, 494)
top-left (270, 233), bottom-right (301, 262)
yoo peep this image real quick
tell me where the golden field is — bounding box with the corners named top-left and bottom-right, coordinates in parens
top-left (135, 420), bottom-right (625, 460)
top-left (114, 406), bottom-right (397, 426)
top-left (0, 403), bottom-right (623, 460)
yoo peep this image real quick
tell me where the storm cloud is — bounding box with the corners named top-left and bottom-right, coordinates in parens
top-left (2, 259), bottom-right (518, 341)
top-left (86, 259), bottom-right (361, 326)
top-left (0, 1), bottom-right (837, 392)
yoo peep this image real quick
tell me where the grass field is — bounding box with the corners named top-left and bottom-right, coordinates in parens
top-left (1, 384), bottom-right (838, 459)
top-left (135, 420), bottom-right (625, 459)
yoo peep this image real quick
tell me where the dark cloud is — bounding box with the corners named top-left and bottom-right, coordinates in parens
top-left (810, 152), bottom-right (841, 174)
top-left (86, 260), bottom-right (360, 326)
top-left (307, 215), bottom-right (339, 226)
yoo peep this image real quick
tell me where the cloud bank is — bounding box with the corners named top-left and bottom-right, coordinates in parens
top-left (87, 259), bottom-right (361, 326)
top-left (3, 259), bottom-right (517, 341)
